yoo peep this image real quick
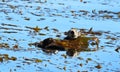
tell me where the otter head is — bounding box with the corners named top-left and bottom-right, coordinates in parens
top-left (65, 28), bottom-right (81, 39)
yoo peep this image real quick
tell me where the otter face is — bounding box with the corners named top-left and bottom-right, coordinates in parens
top-left (66, 29), bottom-right (81, 39)
top-left (67, 30), bottom-right (75, 38)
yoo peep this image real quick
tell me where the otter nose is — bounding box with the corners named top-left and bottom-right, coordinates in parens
top-left (70, 31), bottom-right (74, 35)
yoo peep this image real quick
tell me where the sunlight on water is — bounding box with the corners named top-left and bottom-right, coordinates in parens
top-left (0, 0), bottom-right (120, 72)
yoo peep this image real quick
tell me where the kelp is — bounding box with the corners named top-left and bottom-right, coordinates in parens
top-left (0, 54), bottom-right (17, 62)
top-left (0, 43), bottom-right (10, 48)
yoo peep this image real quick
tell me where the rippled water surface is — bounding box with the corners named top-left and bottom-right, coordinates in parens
top-left (0, 0), bottom-right (120, 72)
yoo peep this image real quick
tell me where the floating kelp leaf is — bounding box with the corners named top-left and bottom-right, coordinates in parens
top-left (104, 31), bottom-right (111, 34)
top-left (0, 27), bottom-right (9, 30)
top-left (7, 38), bottom-right (18, 42)
top-left (35, 59), bottom-right (42, 63)
top-left (25, 26), bottom-right (33, 29)
top-left (47, 60), bottom-right (51, 62)
top-left (87, 58), bottom-right (92, 61)
top-left (28, 43), bottom-right (35, 47)
top-left (111, 37), bottom-right (116, 40)
top-left (105, 42), bottom-right (112, 44)
top-left (70, 10), bottom-right (75, 13)
top-left (69, 21), bottom-right (75, 23)
top-left (101, 14), bottom-right (113, 19)
top-left (80, 0), bottom-right (83, 2)
top-left (39, 18), bottom-right (46, 20)
top-left (64, 61), bottom-right (68, 64)
top-left (0, 37), bottom-right (1, 40)
top-left (36, 6), bottom-right (41, 10)
top-left (57, 66), bottom-right (62, 70)
top-left (3, 31), bottom-right (17, 33)
top-left (30, 12), bottom-right (44, 16)
top-left (77, 57), bottom-right (84, 60)
top-left (39, 33), bottom-right (46, 36)
top-left (63, 66), bottom-right (66, 71)
top-left (22, 61), bottom-right (31, 65)
top-left (28, 30), bottom-right (37, 37)
top-left (16, 66), bottom-right (21, 68)
top-left (7, 4), bottom-right (16, 9)
top-left (83, 1), bottom-right (88, 3)
top-left (44, 26), bottom-right (49, 31)
top-left (51, 19), bottom-right (57, 22)
top-left (52, 14), bottom-right (62, 16)
top-left (86, 58), bottom-right (92, 63)
top-left (115, 47), bottom-right (120, 53)
top-left (6, 16), bottom-right (13, 20)
top-left (5, 57), bottom-right (9, 61)
top-left (0, 57), bottom-right (3, 62)
top-left (13, 44), bottom-right (18, 49)
top-left (0, 27), bottom-right (23, 31)
top-left (23, 58), bottom-right (42, 63)
top-left (56, 34), bottom-right (61, 37)
top-left (1, 23), bottom-right (18, 27)
top-left (24, 17), bottom-right (30, 21)
top-left (23, 58), bottom-right (33, 61)
top-left (79, 63), bottom-right (83, 67)
top-left (52, 28), bottom-right (59, 32)
top-left (58, 3), bottom-right (64, 5)
top-left (105, 36), bottom-right (111, 39)
top-left (9, 57), bottom-right (17, 61)
top-left (95, 64), bottom-right (102, 69)
top-left (27, 48), bottom-right (35, 51)
top-left (0, 43), bottom-right (10, 48)
top-left (11, 28), bottom-right (23, 31)
top-left (0, 54), bottom-right (18, 62)
top-left (117, 12), bottom-right (120, 18)
top-left (44, 64), bottom-right (47, 67)
top-left (33, 26), bottom-right (41, 32)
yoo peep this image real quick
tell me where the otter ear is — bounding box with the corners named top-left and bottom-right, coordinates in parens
top-left (64, 32), bottom-right (68, 35)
